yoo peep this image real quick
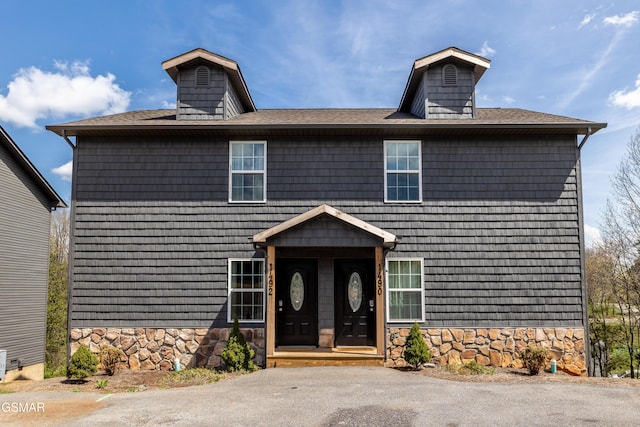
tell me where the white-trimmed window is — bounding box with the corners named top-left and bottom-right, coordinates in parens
top-left (229, 141), bottom-right (266, 202)
top-left (386, 258), bottom-right (424, 322)
top-left (228, 259), bottom-right (265, 323)
top-left (384, 140), bottom-right (422, 202)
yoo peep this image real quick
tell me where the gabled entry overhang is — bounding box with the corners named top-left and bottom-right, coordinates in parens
top-left (257, 204), bottom-right (392, 366)
top-left (253, 204), bottom-right (397, 249)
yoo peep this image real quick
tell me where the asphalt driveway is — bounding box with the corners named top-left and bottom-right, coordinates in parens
top-left (3, 366), bottom-right (640, 426)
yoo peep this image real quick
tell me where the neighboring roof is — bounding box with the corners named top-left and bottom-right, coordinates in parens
top-left (162, 48), bottom-right (256, 113)
top-left (253, 204), bottom-right (397, 249)
top-left (399, 46), bottom-right (491, 112)
top-left (0, 126), bottom-right (67, 209)
top-left (46, 107), bottom-right (607, 137)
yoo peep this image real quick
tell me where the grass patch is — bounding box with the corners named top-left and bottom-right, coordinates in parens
top-left (588, 303), bottom-right (622, 318)
top-left (0, 386), bottom-right (15, 394)
top-left (445, 361), bottom-right (495, 376)
top-left (161, 368), bottom-right (225, 387)
top-left (458, 361), bottom-right (495, 375)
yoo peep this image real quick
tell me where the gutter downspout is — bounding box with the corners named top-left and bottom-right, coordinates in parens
top-left (578, 127), bottom-right (592, 150)
top-left (60, 128), bottom-right (76, 373)
top-left (575, 129), bottom-right (592, 375)
top-left (62, 129), bottom-right (76, 149)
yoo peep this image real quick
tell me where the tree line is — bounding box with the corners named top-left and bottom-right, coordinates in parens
top-left (46, 209), bottom-right (69, 377)
top-left (587, 127), bottom-right (640, 378)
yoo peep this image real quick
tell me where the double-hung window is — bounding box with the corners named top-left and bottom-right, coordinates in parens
top-left (384, 140), bottom-right (422, 202)
top-left (229, 141), bottom-right (266, 202)
top-left (228, 259), bottom-right (265, 323)
top-left (386, 259), bottom-right (424, 322)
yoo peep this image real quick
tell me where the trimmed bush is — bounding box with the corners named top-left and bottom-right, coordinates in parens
top-left (221, 319), bottom-right (257, 372)
top-left (519, 345), bottom-right (549, 376)
top-left (68, 345), bottom-right (99, 379)
top-left (403, 322), bottom-right (432, 369)
top-left (99, 344), bottom-right (123, 376)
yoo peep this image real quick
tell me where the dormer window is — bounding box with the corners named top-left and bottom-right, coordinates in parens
top-left (442, 64), bottom-right (457, 86)
top-left (195, 66), bottom-right (210, 87)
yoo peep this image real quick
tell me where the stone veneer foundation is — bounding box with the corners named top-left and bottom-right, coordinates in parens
top-left (385, 327), bottom-right (587, 376)
top-left (71, 326), bottom-right (587, 375)
top-left (70, 327), bottom-right (265, 370)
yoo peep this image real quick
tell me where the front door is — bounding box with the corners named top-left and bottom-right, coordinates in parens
top-left (334, 258), bottom-right (375, 346)
top-left (276, 259), bottom-right (318, 346)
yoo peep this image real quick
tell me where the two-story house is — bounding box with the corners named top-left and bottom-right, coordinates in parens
top-left (47, 47), bottom-right (605, 374)
top-left (1, 126), bottom-right (66, 382)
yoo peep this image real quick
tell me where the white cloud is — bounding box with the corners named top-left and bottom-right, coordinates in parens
top-left (579, 13), bottom-right (596, 29)
top-left (609, 73), bottom-right (640, 108)
top-left (557, 31), bottom-right (622, 109)
top-left (0, 60), bottom-right (130, 128)
top-left (584, 224), bottom-right (602, 248)
top-left (52, 160), bottom-right (73, 182)
top-left (502, 96), bottom-right (516, 104)
top-left (603, 11), bottom-right (639, 27)
top-left (475, 41), bottom-right (496, 58)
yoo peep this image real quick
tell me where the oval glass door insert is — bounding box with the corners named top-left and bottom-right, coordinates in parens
top-left (290, 272), bottom-right (304, 311)
top-left (348, 272), bottom-right (363, 312)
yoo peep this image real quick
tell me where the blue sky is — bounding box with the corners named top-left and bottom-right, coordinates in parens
top-left (1, 1), bottom-right (639, 245)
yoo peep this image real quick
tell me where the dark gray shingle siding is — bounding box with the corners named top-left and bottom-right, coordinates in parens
top-left (70, 134), bottom-right (583, 328)
top-left (177, 66), bottom-right (226, 120)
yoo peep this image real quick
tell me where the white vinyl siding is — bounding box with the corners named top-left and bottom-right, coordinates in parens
top-left (386, 258), bottom-right (424, 322)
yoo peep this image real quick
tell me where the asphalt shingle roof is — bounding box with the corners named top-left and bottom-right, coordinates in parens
top-left (48, 108), bottom-right (604, 133)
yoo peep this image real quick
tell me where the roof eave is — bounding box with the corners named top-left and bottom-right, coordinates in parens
top-left (0, 126), bottom-right (67, 209)
top-left (46, 121), bottom-right (608, 137)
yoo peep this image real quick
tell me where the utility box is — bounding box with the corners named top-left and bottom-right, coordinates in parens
top-left (0, 350), bottom-right (6, 380)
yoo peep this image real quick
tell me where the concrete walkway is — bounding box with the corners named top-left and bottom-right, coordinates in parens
top-left (3, 367), bottom-right (640, 426)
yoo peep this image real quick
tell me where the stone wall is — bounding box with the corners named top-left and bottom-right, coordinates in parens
top-left (70, 327), bottom-right (265, 370)
top-left (386, 327), bottom-right (587, 376)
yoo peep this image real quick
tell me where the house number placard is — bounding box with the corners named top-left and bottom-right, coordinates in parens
top-left (268, 263), bottom-right (274, 296)
top-left (377, 263), bottom-right (383, 296)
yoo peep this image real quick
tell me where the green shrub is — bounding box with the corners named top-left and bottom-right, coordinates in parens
top-left (221, 319), bottom-right (257, 372)
top-left (403, 322), bottom-right (432, 369)
top-left (519, 345), bottom-right (549, 376)
top-left (99, 344), bottom-right (123, 376)
top-left (95, 379), bottom-right (108, 389)
top-left (67, 345), bottom-right (99, 379)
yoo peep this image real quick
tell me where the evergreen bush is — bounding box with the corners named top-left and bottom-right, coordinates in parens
top-left (99, 344), bottom-right (123, 376)
top-left (68, 345), bottom-right (99, 379)
top-left (403, 322), bottom-right (432, 369)
top-left (221, 319), bottom-right (257, 372)
top-left (519, 345), bottom-right (549, 375)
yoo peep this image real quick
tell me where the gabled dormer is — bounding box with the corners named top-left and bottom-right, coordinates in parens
top-left (162, 48), bottom-right (256, 120)
top-left (398, 47), bottom-right (490, 119)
